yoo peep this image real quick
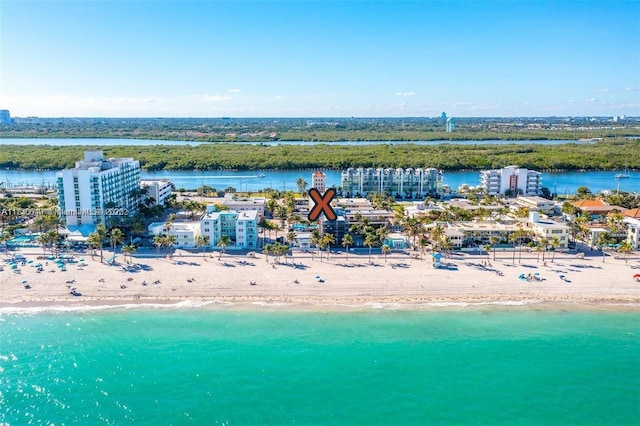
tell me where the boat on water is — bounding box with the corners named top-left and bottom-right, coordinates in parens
top-left (257, 173), bottom-right (266, 178)
top-left (615, 166), bottom-right (630, 179)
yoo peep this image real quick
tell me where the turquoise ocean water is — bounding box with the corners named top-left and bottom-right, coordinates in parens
top-left (1, 306), bottom-right (639, 425)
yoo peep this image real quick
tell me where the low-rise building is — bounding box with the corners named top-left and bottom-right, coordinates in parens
top-left (515, 196), bottom-right (556, 215)
top-left (220, 194), bottom-right (266, 220)
top-left (443, 227), bottom-right (465, 249)
top-left (622, 208), bottom-right (640, 249)
top-left (570, 199), bottom-right (625, 218)
top-left (140, 179), bottom-right (172, 206)
top-left (147, 221), bottom-right (200, 249)
top-left (526, 212), bottom-right (570, 248)
top-left (234, 210), bottom-right (259, 249)
top-left (200, 206), bottom-right (259, 250)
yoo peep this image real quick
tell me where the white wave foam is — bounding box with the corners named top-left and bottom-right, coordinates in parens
top-left (0, 300), bottom-right (232, 315)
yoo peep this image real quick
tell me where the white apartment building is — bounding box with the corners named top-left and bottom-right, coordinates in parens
top-left (200, 207), bottom-right (259, 250)
top-left (147, 221), bottom-right (200, 249)
top-left (442, 213), bottom-right (570, 250)
top-left (234, 210), bottom-right (259, 249)
top-left (140, 179), bottom-right (172, 206)
top-left (623, 217), bottom-right (640, 250)
top-left (514, 196), bottom-right (556, 215)
top-left (340, 167), bottom-right (443, 199)
top-left (526, 212), bottom-right (570, 249)
top-left (480, 165), bottom-right (542, 197)
top-left (622, 208), bottom-right (640, 250)
top-left (57, 150), bottom-right (140, 226)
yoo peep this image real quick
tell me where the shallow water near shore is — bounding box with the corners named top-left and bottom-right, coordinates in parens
top-left (1, 308), bottom-right (639, 425)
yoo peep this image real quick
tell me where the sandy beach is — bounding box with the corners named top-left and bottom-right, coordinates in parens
top-left (2, 248), bottom-right (640, 310)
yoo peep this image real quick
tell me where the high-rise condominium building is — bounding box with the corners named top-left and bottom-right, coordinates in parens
top-left (479, 165), bottom-right (542, 196)
top-left (57, 151), bottom-right (141, 226)
top-left (340, 167), bottom-right (443, 199)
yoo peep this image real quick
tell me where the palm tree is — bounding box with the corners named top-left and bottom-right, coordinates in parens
top-left (165, 235), bottom-right (177, 259)
top-left (518, 228), bottom-right (534, 264)
top-left (550, 237), bottom-right (561, 262)
top-left (121, 244), bottom-right (136, 264)
top-left (316, 235), bottom-right (327, 262)
top-left (483, 244), bottom-right (491, 262)
top-left (0, 231), bottom-right (11, 256)
top-left (537, 237), bottom-right (549, 262)
top-left (364, 232), bottom-right (377, 264)
top-left (286, 230), bottom-right (297, 261)
top-left (321, 233), bottom-right (335, 260)
top-left (38, 230), bottom-right (56, 257)
top-left (153, 235), bottom-right (165, 258)
top-left (509, 232), bottom-right (519, 265)
top-left (341, 234), bottom-right (354, 260)
top-left (217, 235), bottom-right (231, 260)
top-left (275, 205), bottom-right (289, 228)
top-left (196, 235), bottom-right (210, 258)
top-left (418, 236), bottom-right (428, 260)
top-left (296, 178), bottom-right (308, 196)
top-left (440, 236), bottom-right (453, 258)
top-left (110, 228), bottom-right (124, 261)
top-left (86, 232), bottom-right (102, 260)
top-left (376, 226), bottom-right (390, 248)
top-left (489, 236), bottom-right (500, 261)
top-left (263, 243), bottom-right (273, 263)
top-left (310, 229), bottom-right (322, 261)
top-left (382, 244), bottom-right (391, 262)
top-left (95, 223), bottom-right (108, 263)
top-left (429, 224), bottom-right (445, 252)
top-left (596, 232), bottom-right (613, 263)
top-left (617, 241), bottom-right (633, 263)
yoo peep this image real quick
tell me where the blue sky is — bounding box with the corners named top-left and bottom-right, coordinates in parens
top-left (1, 0), bottom-right (639, 117)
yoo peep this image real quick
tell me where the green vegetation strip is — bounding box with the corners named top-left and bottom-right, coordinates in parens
top-left (0, 140), bottom-right (638, 171)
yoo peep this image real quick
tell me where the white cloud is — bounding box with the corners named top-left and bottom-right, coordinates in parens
top-left (273, 95), bottom-right (284, 100)
top-left (597, 88), bottom-right (610, 93)
top-left (194, 94), bottom-right (232, 102)
top-left (624, 86), bottom-right (638, 92)
top-left (395, 91), bottom-right (416, 97)
top-left (584, 97), bottom-right (598, 103)
top-left (227, 88), bottom-right (241, 93)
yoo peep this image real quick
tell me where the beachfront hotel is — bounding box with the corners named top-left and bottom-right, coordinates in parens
top-left (479, 165), bottom-right (542, 196)
top-left (200, 207), bottom-right (259, 250)
top-left (56, 150), bottom-right (141, 226)
top-left (340, 167), bottom-right (443, 199)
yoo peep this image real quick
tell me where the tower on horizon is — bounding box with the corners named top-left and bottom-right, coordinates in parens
top-left (446, 117), bottom-right (456, 132)
top-left (0, 110), bottom-right (11, 124)
top-left (311, 170), bottom-right (326, 193)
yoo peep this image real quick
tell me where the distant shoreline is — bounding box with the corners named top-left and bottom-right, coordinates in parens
top-left (0, 140), bottom-right (638, 172)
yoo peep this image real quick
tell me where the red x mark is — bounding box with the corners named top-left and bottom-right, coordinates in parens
top-left (308, 188), bottom-right (337, 221)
